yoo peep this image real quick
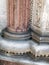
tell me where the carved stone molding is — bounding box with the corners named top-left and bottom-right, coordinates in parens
top-left (0, 52), bottom-right (49, 65)
top-left (31, 0), bottom-right (49, 43)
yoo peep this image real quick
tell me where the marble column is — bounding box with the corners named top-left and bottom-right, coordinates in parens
top-left (3, 0), bottom-right (30, 40)
top-left (31, 0), bottom-right (49, 43)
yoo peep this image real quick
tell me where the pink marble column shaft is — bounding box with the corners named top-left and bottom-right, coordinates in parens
top-left (2, 0), bottom-right (30, 40)
top-left (8, 0), bottom-right (30, 33)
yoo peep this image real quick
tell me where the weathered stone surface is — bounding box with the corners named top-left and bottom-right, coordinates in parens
top-left (2, 0), bottom-right (30, 40)
top-left (31, 0), bottom-right (49, 43)
top-left (7, 0), bottom-right (30, 33)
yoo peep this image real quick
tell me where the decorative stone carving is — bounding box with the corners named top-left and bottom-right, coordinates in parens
top-left (0, 53), bottom-right (49, 65)
top-left (1, 0), bottom-right (49, 65)
top-left (3, 0), bottom-right (30, 40)
top-left (31, 0), bottom-right (49, 43)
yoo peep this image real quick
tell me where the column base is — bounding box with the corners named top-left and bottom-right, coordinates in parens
top-left (0, 52), bottom-right (49, 65)
top-left (0, 36), bottom-right (49, 57)
top-left (31, 30), bottom-right (49, 43)
top-left (2, 28), bottom-right (30, 40)
top-left (31, 41), bottom-right (49, 57)
top-left (0, 36), bottom-right (30, 54)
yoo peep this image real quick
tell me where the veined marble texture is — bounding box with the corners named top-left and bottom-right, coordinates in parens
top-left (31, 0), bottom-right (49, 34)
top-left (31, 0), bottom-right (49, 43)
top-left (0, 0), bottom-right (7, 33)
top-left (7, 0), bottom-right (30, 33)
top-left (2, 0), bottom-right (30, 40)
top-left (0, 38), bottom-right (49, 64)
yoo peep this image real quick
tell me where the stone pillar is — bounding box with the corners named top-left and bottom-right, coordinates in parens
top-left (3, 0), bottom-right (30, 40)
top-left (31, 0), bottom-right (49, 43)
